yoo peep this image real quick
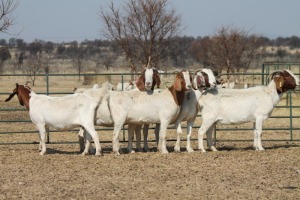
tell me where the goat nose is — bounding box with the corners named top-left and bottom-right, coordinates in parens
top-left (146, 82), bottom-right (151, 86)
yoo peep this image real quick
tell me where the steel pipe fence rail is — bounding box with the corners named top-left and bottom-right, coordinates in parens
top-left (0, 66), bottom-right (299, 147)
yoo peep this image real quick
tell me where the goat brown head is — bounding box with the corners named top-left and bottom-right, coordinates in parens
top-left (270, 70), bottom-right (299, 93)
top-left (5, 83), bottom-right (31, 110)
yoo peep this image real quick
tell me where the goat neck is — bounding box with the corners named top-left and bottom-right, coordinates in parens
top-left (168, 86), bottom-right (185, 106)
top-left (168, 71), bottom-right (190, 106)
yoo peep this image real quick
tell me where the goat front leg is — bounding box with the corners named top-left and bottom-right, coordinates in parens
top-left (78, 128), bottom-right (85, 153)
top-left (37, 124), bottom-right (46, 155)
top-left (174, 122), bottom-right (182, 152)
top-left (157, 121), bottom-right (169, 154)
top-left (142, 124), bottom-right (149, 152)
top-left (254, 119), bottom-right (265, 151)
top-left (186, 120), bottom-right (195, 153)
top-left (112, 126), bottom-right (122, 156)
top-left (135, 125), bottom-right (143, 152)
top-left (127, 124), bottom-right (136, 153)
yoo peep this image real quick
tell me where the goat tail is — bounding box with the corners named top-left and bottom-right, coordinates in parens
top-left (98, 82), bottom-right (110, 103)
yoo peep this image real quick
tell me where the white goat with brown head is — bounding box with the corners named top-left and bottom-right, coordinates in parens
top-left (198, 69), bottom-right (299, 152)
top-left (110, 70), bottom-right (192, 154)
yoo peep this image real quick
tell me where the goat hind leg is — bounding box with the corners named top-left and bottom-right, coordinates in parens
top-left (174, 123), bottom-right (182, 152)
top-left (84, 126), bottom-right (101, 156)
top-left (206, 125), bottom-right (217, 151)
top-left (186, 121), bottom-right (195, 153)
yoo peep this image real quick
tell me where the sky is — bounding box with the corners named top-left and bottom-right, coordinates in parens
top-left (1, 0), bottom-right (300, 42)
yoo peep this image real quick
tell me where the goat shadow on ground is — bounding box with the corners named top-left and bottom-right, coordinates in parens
top-left (43, 143), bottom-right (300, 155)
top-left (213, 143), bottom-right (299, 152)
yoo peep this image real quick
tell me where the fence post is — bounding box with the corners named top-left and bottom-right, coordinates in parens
top-left (46, 73), bottom-right (50, 144)
top-left (289, 90), bottom-right (293, 142)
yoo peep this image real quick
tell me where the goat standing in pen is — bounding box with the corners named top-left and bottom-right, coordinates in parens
top-left (197, 69), bottom-right (300, 152)
top-left (77, 67), bottom-right (161, 153)
top-left (113, 71), bottom-right (192, 154)
top-left (131, 68), bottom-right (217, 153)
top-left (5, 83), bottom-right (108, 156)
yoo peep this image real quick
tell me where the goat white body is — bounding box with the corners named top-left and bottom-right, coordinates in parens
top-left (29, 86), bottom-right (108, 155)
top-left (198, 80), bottom-right (284, 152)
top-left (110, 89), bottom-right (180, 154)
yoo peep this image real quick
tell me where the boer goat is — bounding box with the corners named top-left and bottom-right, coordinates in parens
top-left (173, 68), bottom-right (217, 152)
top-left (5, 83), bottom-right (108, 156)
top-left (116, 68), bottom-right (161, 91)
top-left (132, 69), bottom-right (217, 153)
top-left (112, 70), bottom-right (192, 155)
top-left (77, 67), bottom-right (161, 153)
top-left (197, 69), bottom-right (299, 152)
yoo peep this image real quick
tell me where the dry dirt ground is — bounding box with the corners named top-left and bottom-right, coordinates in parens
top-left (0, 131), bottom-right (300, 200)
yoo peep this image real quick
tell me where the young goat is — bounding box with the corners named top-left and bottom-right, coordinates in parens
top-left (197, 69), bottom-right (299, 152)
top-left (5, 83), bottom-right (108, 156)
top-left (113, 71), bottom-right (192, 154)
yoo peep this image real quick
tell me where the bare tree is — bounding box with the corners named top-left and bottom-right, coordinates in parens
top-left (100, 0), bottom-right (182, 72)
top-left (190, 26), bottom-right (261, 80)
top-left (24, 54), bottom-right (41, 86)
top-left (0, 0), bottom-right (19, 33)
top-left (213, 26), bottom-right (261, 79)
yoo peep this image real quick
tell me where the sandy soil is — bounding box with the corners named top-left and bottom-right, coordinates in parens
top-left (0, 133), bottom-right (300, 200)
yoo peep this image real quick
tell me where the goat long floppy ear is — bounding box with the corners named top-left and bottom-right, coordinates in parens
top-left (5, 92), bottom-right (16, 102)
top-left (5, 83), bottom-right (19, 102)
top-left (174, 74), bottom-right (183, 91)
top-left (153, 69), bottom-right (161, 88)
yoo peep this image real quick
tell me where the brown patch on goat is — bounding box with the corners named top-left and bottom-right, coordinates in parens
top-left (5, 83), bottom-right (31, 110)
top-left (168, 72), bottom-right (186, 106)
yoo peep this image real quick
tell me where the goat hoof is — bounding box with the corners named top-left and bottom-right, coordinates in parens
top-left (187, 148), bottom-right (194, 153)
top-left (129, 149), bottom-right (135, 154)
top-left (211, 147), bottom-right (218, 152)
top-left (39, 152), bottom-right (45, 156)
top-left (161, 150), bottom-right (169, 154)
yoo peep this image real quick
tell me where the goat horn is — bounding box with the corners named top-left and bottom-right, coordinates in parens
top-left (268, 70), bottom-right (281, 81)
